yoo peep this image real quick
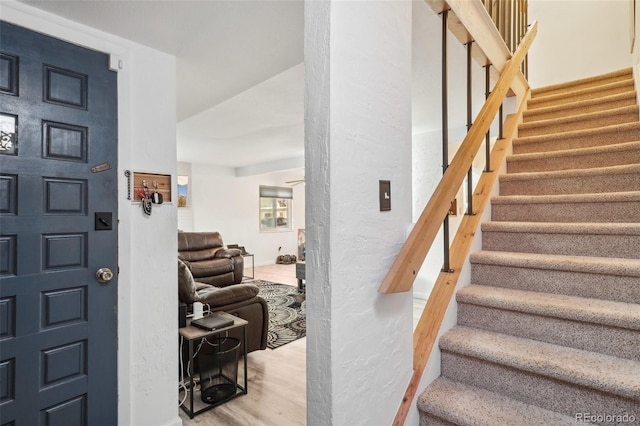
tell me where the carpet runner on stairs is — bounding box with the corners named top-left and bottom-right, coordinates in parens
top-left (417, 68), bottom-right (640, 425)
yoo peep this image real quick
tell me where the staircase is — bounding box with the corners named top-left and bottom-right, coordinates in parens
top-left (417, 68), bottom-right (640, 425)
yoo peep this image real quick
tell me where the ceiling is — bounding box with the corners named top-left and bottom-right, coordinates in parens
top-left (18, 1), bottom-right (454, 171)
top-left (20, 0), bottom-right (305, 169)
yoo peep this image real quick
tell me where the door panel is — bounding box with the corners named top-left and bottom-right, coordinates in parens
top-left (0, 21), bottom-right (118, 425)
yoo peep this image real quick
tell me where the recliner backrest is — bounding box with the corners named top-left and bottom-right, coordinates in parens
top-left (178, 232), bottom-right (225, 262)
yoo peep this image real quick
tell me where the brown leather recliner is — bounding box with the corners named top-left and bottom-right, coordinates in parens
top-left (178, 232), bottom-right (268, 353)
top-left (178, 232), bottom-right (243, 287)
top-left (178, 257), bottom-right (268, 353)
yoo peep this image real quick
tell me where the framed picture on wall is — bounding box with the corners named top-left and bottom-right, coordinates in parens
top-left (177, 175), bottom-right (188, 207)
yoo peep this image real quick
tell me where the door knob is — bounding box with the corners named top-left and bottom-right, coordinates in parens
top-left (96, 267), bottom-right (114, 283)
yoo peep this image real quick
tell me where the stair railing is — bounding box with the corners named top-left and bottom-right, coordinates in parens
top-left (483, 0), bottom-right (529, 77)
top-left (384, 5), bottom-right (537, 424)
top-left (379, 20), bottom-right (537, 295)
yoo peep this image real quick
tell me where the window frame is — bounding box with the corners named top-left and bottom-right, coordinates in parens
top-left (259, 185), bottom-right (293, 232)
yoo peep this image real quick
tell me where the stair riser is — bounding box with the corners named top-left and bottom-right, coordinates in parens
top-left (506, 146), bottom-right (640, 173)
top-left (419, 69), bottom-right (640, 425)
top-left (492, 200), bottom-right (640, 223)
top-left (457, 304), bottom-right (640, 361)
top-left (441, 352), bottom-right (639, 419)
top-left (528, 82), bottom-right (634, 109)
top-left (470, 263), bottom-right (640, 304)
top-left (499, 172), bottom-right (640, 196)
top-left (518, 110), bottom-right (639, 138)
top-left (482, 231), bottom-right (639, 259)
top-left (523, 96), bottom-right (637, 123)
top-left (532, 73), bottom-right (633, 98)
top-left (513, 126), bottom-right (640, 155)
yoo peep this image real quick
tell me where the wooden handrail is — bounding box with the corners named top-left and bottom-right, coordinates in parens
top-left (378, 20), bottom-right (537, 294)
top-left (392, 89), bottom-right (531, 426)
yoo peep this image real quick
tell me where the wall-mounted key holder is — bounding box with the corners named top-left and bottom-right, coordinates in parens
top-left (132, 172), bottom-right (171, 203)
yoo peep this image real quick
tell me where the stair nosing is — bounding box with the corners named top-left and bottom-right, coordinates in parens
top-left (507, 140), bottom-right (640, 163)
top-left (528, 79), bottom-right (635, 106)
top-left (458, 284), bottom-right (640, 331)
top-left (440, 326), bottom-right (640, 400)
top-left (499, 163), bottom-right (640, 182)
top-left (491, 190), bottom-right (640, 204)
top-left (470, 251), bottom-right (640, 277)
top-left (531, 68), bottom-right (633, 96)
top-left (481, 221), bottom-right (640, 236)
top-left (514, 121), bottom-right (640, 145)
top-left (523, 90), bottom-right (637, 122)
top-left (519, 105), bottom-right (639, 132)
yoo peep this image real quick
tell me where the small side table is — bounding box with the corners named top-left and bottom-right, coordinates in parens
top-left (296, 262), bottom-right (305, 292)
top-left (179, 312), bottom-right (248, 419)
top-left (242, 254), bottom-right (254, 279)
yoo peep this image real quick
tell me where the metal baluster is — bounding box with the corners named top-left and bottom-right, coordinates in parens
top-left (485, 64), bottom-right (492, 173)
top-left (466, 41), bottom-right (475, 216)
top-left (441, 8), bottom-right (453, 273)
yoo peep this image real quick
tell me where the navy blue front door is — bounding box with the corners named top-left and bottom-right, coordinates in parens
top-left (0, 22), bottom-right (118, 425)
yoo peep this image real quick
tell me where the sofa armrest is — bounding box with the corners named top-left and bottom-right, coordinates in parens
top-left (197, 284), bottom-right (259, 308)
top-left (214, 248), bottom-right (242, 259)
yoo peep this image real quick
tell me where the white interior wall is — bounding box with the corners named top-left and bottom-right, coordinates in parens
top-left (2, 3), bottom-right (181, 426)
top-left (187, 164), bottom-right (305, 266)
top-left (305, 0), bottom-right (413, 424)
top-left (528, 0), bottom-right (632, 88)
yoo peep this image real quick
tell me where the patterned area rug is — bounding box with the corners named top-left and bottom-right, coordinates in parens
top-left (253, 280), bottom-right (306, 349)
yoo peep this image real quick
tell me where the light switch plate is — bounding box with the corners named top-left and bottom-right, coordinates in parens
top-left (379, 180), bottom-right (391, 211)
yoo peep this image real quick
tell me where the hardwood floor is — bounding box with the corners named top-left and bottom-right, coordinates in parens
top-left (248, 262), bottom-right (298, 287)
top-left (179, 263), bottom-right (306, 425)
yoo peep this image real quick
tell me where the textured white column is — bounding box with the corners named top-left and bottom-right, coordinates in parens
top-left (305, 1), bottom-right (414, 424)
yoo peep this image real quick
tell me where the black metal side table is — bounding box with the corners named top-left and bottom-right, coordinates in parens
top-left (296, 261), bottom-right (306, 292)
top-left (179, 312), bottom-right (248, 419)
top-left (242, 253), bottom-right (254, 279)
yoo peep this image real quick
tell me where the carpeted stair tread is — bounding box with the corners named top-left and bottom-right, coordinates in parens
top-left (506, 140), bottom-right (640, 173)
top-left (523, 91), bottom-right (637, 123)
top-left (457, 285), bottom-right (640, 361)
top-left (499, 163), bottom-right (640, 195)
top-left (439, 326), bottom-right (640, 400)
top-left (527, 78), bottom-right (635, 109)
top-left (470, 251), bottom-right (640, 277)
top-left (518, 105), bottom-right (639, 137)
top-left (512, 122), bottom-right (640, 155)
top-left (457, 285), bottom-right (640, 331)
top-left (419, 68), bottom-right (640, 425)
top-left (470, 251), bottom-right (640, 304)
top-left (531, 68), bottom-right (633, 98)
top-left (481, 221), bottom-right (640, 258)
top-left (491, 191), bottom-right (640, 223)
top-left (417, 377), bottom-right (576, 426)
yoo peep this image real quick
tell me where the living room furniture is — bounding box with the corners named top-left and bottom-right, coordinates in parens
top-left (179, 312), bottom-right (247, 419)
top-left (178, 232), bottom-right (244, 287)
top-left (242, 253), bottom-right (254, 279)
top-left (178, 256), bottom-right (268, 353)
top-left (296, 262), bottom-right (306, 292)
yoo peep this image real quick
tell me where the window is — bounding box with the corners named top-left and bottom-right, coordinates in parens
top-left (259, 186), bottom-right (293, 231)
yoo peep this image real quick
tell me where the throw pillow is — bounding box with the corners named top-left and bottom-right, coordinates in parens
top-left (178, 258), bottom-right (199, 304)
